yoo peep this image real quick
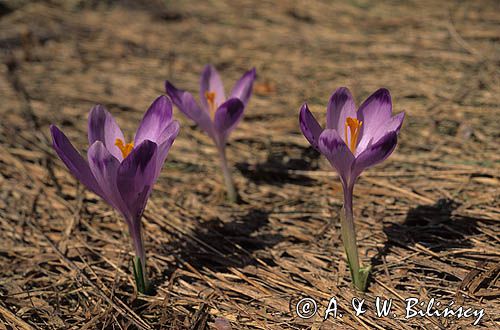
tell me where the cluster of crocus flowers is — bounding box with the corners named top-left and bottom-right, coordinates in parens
top-left (166, 65), bottom-right (256, 202)
top-left (50, 96), bottom-right (180, 294)
top-left (299, 87), bottom-right (405, 291)
top-left (50, 63), bottom-right (404, 295)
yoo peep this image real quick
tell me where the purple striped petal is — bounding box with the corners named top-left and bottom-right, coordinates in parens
top-left (87, 141), bottom-right (130, 220)
top-left (213, 98), bottom-right (245, 144)
top-left (156, 119), bottom-right (181, 148)
top-left (50, 125), bottom-right (105, 198)
top-left (357, 111), bottom-right (405, 153)
top-left (318, 129), bottom-right (355, 185)
top-left (352, 131), bottom-right (398, 179)
top-left (117, 140), bottom-right (158, 222)
top-left (326, 87), bottom-right (357, 135)
top-left (165, 80), bottom-right (215, 138)
top-left (299, 103), bottom-right (323, 151)
top-left (88, 105), bottom-right (125, 161)
top-left (230, 67), bottom-right (256, 106)
top-left (385, 111), bottom-right (405, 134)
top-left (134, 95), bottom-right (173, 146)
top-left (200, 64), bottom-right (226, 111)
top-left (357, 88), bottom-right (393, 150)
top-left (153, 120), bottom-right (180, 180)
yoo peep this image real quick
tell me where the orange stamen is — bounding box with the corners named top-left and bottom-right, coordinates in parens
top-left (115, 138), bottom-right (134, 158)
top-left (205, 91), bottom-right (217, 119)
top-left (344, 117), bottom-right (363, 153)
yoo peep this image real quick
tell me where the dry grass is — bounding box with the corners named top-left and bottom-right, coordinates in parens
top-left (0, 0), bottom-right (499, 329)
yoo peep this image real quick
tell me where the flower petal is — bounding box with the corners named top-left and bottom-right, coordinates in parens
top-left (384, 111), bottom-right (405, 134)
top-left (165, 81), bottom-right (215, 138)
top-left (117, 140), bottom-right (158, 222)
top-left (318, 129), bottom-right (355, 184)
top-left (134, 95), bottom-right (173, 146)
top-left (357, 88), bottom-right (393, 151)
top-left (326, 87), bottom-right (356, 134)
top-left (299, 103), bottom-right (323, 151)
top-left (356, 111), bottom-right (405, 153)
top-left (156, 119), bottom-right (181, 147)
top-left (200, 64), bottom-right (226, 110)
top-left (213, 98), bottom-right (244, 144)
top-left (154, 120), bottom-right (180, 180)
top-left (352, 131), bottom-right (398, 179)
top-left (88, 105), bottom-right (125, 161)
top-left (87, 141), bottom-right (130, 219)
top-left (50, 125), bottom-right (105, 198)
top-left (230, 67), bottom-right (256, 106)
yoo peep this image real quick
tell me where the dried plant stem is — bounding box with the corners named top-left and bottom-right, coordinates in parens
top-left (217, 145), bottom-right (237, 203)
top-left (340, 183), bottom-right (370, 291)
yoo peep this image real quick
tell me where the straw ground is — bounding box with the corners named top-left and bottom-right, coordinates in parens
top-left (0, 0), bottom-right (498, 329)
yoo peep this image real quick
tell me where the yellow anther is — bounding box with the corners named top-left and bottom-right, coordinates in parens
top-left (115, 138), bottom-right (134, 158)
top-left (205, 91), bottom-right (217, 119)
top-left (344, 117), bottom-right (363, 153)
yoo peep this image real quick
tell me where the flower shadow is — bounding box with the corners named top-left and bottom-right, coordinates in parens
top-left (235, 141), bottom-right (320, 187)
top-left (369, 198), bottom-right (479, 274)
top-left (161, 209), bottom-right (281, 277)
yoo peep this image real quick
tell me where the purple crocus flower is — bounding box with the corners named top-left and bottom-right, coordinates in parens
top-left (165, 65), bottom-right (256, 202)
top-left (50, 96), bottom-right (180, 293)
top-left (299, 87), bottom-right (405, 291)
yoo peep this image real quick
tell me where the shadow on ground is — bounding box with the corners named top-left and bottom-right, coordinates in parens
top-left (235, 141), bottom-right (320, 187)
top-left (370, 198), bottom-right (479, 273)
top-left (160, 209), bottom-right (281, 279)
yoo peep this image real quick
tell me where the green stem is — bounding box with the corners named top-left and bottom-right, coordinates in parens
top-left (129, 220), bottom-right (150, 294)
top-left (340, 183), bottom-right (370, 291)
top-left (217, 145), bottom-right (237, 203)
top-left (132, 256), bottom-right (149, 294)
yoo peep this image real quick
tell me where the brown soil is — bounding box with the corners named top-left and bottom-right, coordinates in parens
top-left (0, 0), bottom-right (498, 329)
